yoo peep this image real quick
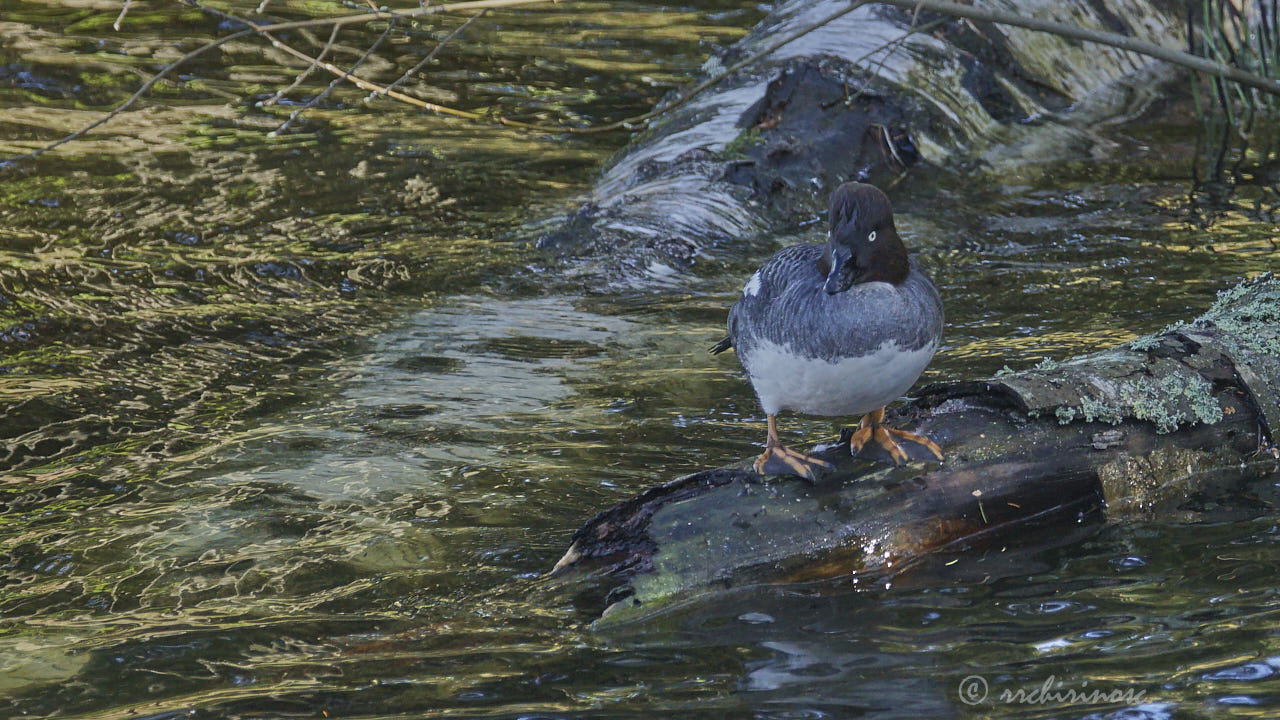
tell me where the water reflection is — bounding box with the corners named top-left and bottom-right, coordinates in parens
top-left (4, 0), bottom-right (1280, 717)
top-left (2, 165), bottom-right (1280, 717)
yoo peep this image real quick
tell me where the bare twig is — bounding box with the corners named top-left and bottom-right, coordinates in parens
top-left (0, 28), bottom-right (255, 166)
top-left (251, 0), bottom-right (877, 134)
top-left (858, 17), bottom-right (944, 66)
top-left (848, 16), bottom-right (946, 104)
top-left (222, 0), bottom-right (1280, 101)
top-left (875, 0), bottom-right (1280, 96)
top-left (113, 0), bottom-right (133, 31)
top-left (367, 9), bottom-right (487, 104)
top-left (596, 0), bottom-right (873, 132)
top-left (9, 0), bottom-right (1280, 168)
top-left (271, 18), bottom-right (397, 134)
top-left (246, 0), bottom-right (566, 35)
top-left (260, 23), bottom-right (341, 107)
top-left (252, 23), bottom-right (491, 122)
top-left (0, 0), bottom-right (568, 163)
top-left (220, 0), bottom-right (877, 134)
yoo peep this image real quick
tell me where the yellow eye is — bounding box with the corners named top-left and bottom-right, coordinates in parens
top-left (868, 231), bottom-right (877, 242)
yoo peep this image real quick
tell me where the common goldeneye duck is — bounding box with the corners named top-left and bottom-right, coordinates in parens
top-left (711, 182), bottom-right (944, 480)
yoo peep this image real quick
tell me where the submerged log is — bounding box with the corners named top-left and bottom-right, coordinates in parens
top-left (550, 274), bottom-right (1280, 624)
top-left (539, 0), bottom-right (1191, 283)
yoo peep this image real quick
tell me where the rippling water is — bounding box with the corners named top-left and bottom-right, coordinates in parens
top-left (3, 0), bottom-right (1280, 717)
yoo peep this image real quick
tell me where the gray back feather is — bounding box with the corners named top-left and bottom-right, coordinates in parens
top-left (729, 244), bottom-right (942, 363)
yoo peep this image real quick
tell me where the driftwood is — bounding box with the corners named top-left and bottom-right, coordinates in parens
top-left (550, 274), bottom-right (1280, 624)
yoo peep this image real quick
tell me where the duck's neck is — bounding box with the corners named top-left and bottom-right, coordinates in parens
top-left (860, 245), bottom-right (910, 285)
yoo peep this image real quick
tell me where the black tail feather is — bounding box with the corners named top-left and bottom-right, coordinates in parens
top-left (709, 336), bottom-right (733, 355)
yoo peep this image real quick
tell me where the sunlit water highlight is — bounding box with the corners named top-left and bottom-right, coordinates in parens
top-left (2, 0), bottom-right (1280, 718)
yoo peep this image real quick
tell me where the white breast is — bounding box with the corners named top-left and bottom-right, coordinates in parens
top-left (745, 338), bottom-right (936, 416)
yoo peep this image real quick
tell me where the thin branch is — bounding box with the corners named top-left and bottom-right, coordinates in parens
top-left (248, 0), bottom-right (567, 35)
top-left (0, 28), bottom-right (255, 166)
top-left (848, 15), bottom-right (946, 104)
top-left (367, 9), bottom-right (487, 104)
top-left (858, 18), bottom-right (945, 67)
top-left (272, 17), bottom-right (396, 134)
top-left (596, 0), bottom-right (873, 132)
top-left (875, 0), bottom-right (1280, 96)
top-left (253, 24), bottom-right (490, 122)
top-left (113, 0), bottom-right (133, 31)
top-left (1, 0), bottom-right (566, 166)
top-left (221, 0), bottom-right (878, 134)
top-left (9, 0), bottom-right (1280, 168)
top-left (260, 23), bottom-right (341, 107)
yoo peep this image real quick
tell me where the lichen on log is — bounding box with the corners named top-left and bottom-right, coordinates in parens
top-left (985, 272), bottom-right (1280, 439)
top-left (551, 274), bottom-right (1280, 625)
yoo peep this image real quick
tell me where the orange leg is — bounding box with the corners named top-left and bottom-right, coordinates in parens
top-left (753, 414), bottom-right (834, 482)
top-left (848, 407), bottom-right (944, 465)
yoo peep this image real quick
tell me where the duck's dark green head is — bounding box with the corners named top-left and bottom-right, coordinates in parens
top-left (822, 182), bottom-right (910, 294)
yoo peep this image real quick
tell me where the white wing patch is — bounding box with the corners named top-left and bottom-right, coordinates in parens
top-left (743, 271), bottom-right (763, 297)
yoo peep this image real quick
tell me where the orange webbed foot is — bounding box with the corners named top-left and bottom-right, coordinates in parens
top-left (848, 407), bottom-right (944, 466)
top-left (883, 427), bottom-right (944, 463)
top-left (753, 444), bottom-right (834, 482)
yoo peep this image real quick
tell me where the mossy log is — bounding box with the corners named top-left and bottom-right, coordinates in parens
top-left (551, 275), bottom-right (1280, 624)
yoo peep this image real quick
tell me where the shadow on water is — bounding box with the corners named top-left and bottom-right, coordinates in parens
top-left (2, 0), bottom-right (1280, 717)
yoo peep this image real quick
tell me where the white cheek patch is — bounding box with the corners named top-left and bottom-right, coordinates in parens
top-left (743, 271), bottom-right (762, 297)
